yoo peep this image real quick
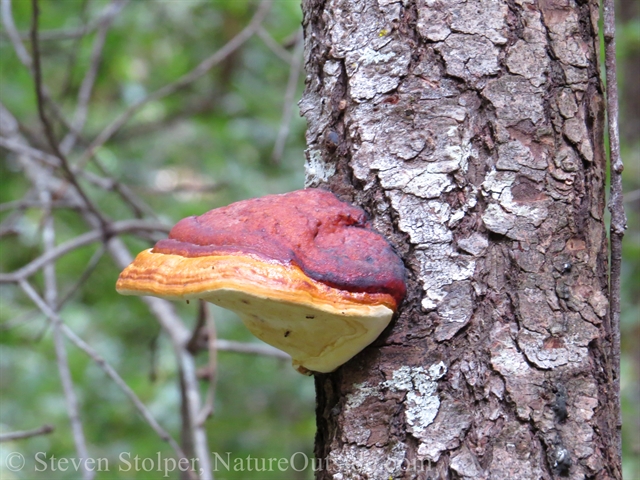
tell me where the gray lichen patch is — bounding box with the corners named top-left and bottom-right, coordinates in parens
top-left (345, 382), bottom-right (384, 411)
top-left (450, 446), bottom-right (484, 479)
top-left (435, 281), bottom-right (474, 341)
top-left (541, 6), bottom-right (590, 68)
top-left (457, 232), bottom-right (489, 256)
top-left (416, 398), bottom-right (472, 462)
top-left (383, 363), bottom-right (447, 437)
top-left (416, 0), bottom-right (508, 45)
top-left (304, 148), bottom-right (336, 187)
top-left (437, 33), bottom-right (500, 82)
top-left (490, 323), bottom-right (546, 421)
top-left (340, 362), bottom-right (450, 468)
top-left (329, 442), bottom-right (407, 479)
top-left (346, 43), bottom-right (412, 100)
top-left (506, 40), bottom-right (549, 87)
top-left (517, 312), bottom-right (599, 369)
top-left (482, 75), bottom-right (545, 126)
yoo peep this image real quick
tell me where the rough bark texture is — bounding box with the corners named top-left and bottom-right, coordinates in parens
top-left (300, 0), bottom-right (620, 478)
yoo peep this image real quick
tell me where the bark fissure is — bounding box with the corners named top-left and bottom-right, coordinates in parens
top-left (301, 0), bottom-right (619, 478)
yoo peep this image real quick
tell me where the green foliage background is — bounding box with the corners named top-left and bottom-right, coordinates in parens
top-left (0, 1), bottom-right (637, 479)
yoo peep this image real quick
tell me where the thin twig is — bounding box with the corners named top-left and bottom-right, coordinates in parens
top-left (0, 0), bottom-right (127, 42)
top-left (19, 279), bottom-right (94, 480)
top-left (57, 0), bottom-right (92, 100)
top-left (271, 29), bottom-right (304, 164)
top-left (102, 237), bottom-right (213, 480)
top-left (257, 26), bottom-right (293, 63)
top-left (215, 339), bottom-right (291, 361)
top-left (603, 0), bottom-right (627, 468)
top-left (0, 219), bottom-right (170, 283)
top-left (187, 303), bottom-right (207, 355)
top-left (1, 0), bottom-right (78, 136)
top-left (76, 0), bottom-right (273, 170)
top-left (60, 324), bottom-right (196, 479)
top-left (0, 425), bottom-right (54, 442)
top-left (623, 188), bottom-right (640, 204)
top-left (56, 246), bottom-right (105, 309)
top-left (59, 0), bottom-right (129, 155)
top-left (0, 134), bottom-right (156, 218)
top-left (178, 349), bottom-right (213, 480)
top-left (0, 198), bottom-right (78, 212)
top-left (197, 302), bottom-right (217, 426)
top-left (0, 0), bottom-right (31, 66)
top-left (17, 278), bottom-right (197, 479)
top-left (30, 0), bottom-right (108, 230)
top-left (37, 163), bottom-right (94, 479)
top-left (87, 156), bottom-right (160, 219)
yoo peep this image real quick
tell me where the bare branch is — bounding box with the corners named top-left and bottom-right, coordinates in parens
top-left (0, 425), bottom-right (54, 443)
top-left (77, 0), bottom-right (273, 170)
top-left (0, 0), bottom-right (31, 66)
top-left (257, 26), bottom-right (293, 63)
top-left (197, 302), bottom-right (217, 426)
top-left (56, 246), bottom-right (105, 309)
top-left (271, 29), bottom-right (304, 164)
top-left (60, 0), bottom-right (129, 155)
top-left (215, 339), bottom-right (291, 361)
top-left (1, 0), bottom-right (78, 136)
top-left (0, 135), bottom-right (159, 219)
top-left (603, 0), bottom-right (627, 467)
top-left (0, 136), bottom-right (65, 168)
top-left (0, 219), bottom-right (170, 284)
top-left (19, 279), bottom-right (94, 480)
top-left (0, 198), bottom-right (78, 212)
top-left (0, 0), bottom-right (129, 42)
top-left (59, 325), bottom-right (195, 478)
top-left (102, 237), bottom-right (213, 480)
top-left (16, 279), bottom-right (196, 478)
top-left (30, 0), bottom-right (108, 229)
top-left (623, 189), bottom-right (640, 204)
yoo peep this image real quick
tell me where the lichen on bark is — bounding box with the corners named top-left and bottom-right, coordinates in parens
top-left (302, 0), bottom-right (620, 478)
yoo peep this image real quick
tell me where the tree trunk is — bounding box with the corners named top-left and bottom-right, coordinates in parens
top-left (300, 0), bottom-right (621, 478)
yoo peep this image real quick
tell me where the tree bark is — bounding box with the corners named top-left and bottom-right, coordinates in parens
top-left (300, 0), bottom-right (621, 478)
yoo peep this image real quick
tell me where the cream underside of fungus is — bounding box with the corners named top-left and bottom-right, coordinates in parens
top-left (116, 249), bottom-right (394, 373)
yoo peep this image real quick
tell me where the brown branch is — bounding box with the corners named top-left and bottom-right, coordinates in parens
top-left (30, 0), bottom-right (108, 229)
top-left (0, 424), bottom-right (54, 442)
top-left (1, 0), bottom-right (31, 65)
top-left (0, 198), bottom-right (78, 212)
top-left (603, 0), bottom-right (627, 468)
top-left (76, 0), bottom-right (273, 170)
top-left (1, 0), bottom-right (79, 137)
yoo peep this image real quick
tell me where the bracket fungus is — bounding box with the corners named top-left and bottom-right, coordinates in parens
top-left (116, 189), bottom-right (406, 374)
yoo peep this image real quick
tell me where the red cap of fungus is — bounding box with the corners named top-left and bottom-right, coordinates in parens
top-left (117, 189), bottom-right (406, 373)
top-left (152, 188), bottom-right (406, 307)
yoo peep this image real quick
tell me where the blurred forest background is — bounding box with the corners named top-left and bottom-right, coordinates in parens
top-left (0, 1), bottom-right (638, 479)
